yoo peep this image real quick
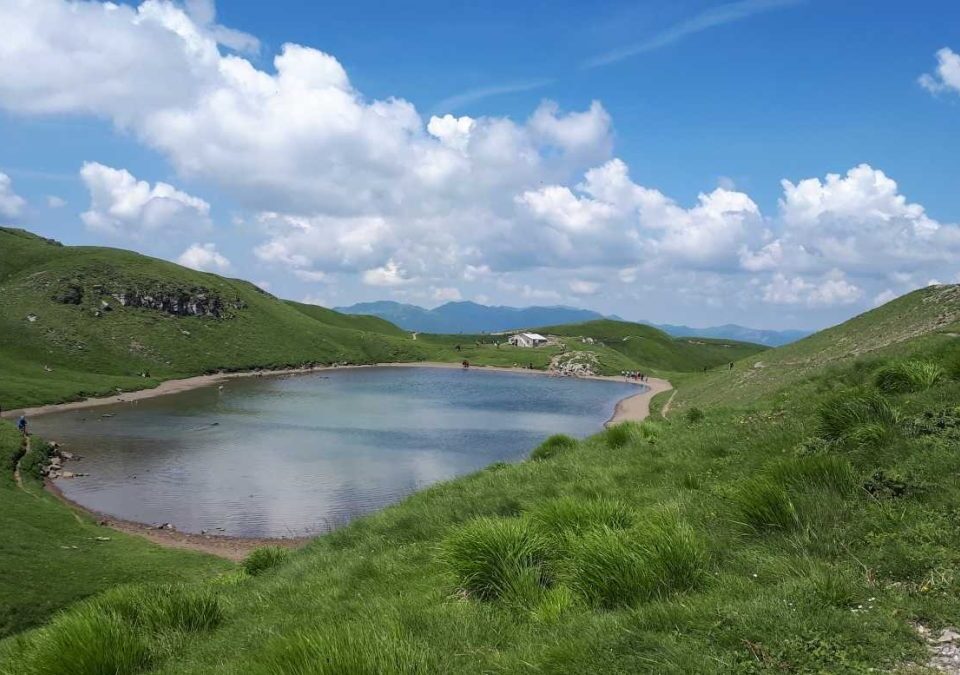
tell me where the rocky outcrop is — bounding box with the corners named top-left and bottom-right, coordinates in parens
top-left (550, 350), bottom-right (601, 377)
top-left (51, 276), bottom-right (246, 318)
top-left (41, 442), bottom-right (86, 480)
top-left (109, 288), bottom-right (245, 318)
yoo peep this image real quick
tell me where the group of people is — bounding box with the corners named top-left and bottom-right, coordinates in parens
top-left (623, 371), bottom-right (648, 382)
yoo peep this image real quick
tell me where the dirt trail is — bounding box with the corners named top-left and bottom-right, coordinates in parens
top-left (661, 390), bottom-right (678, 418)
top-left (12, 436), bottom-right (39, 500)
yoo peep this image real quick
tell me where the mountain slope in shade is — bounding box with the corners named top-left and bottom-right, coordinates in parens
top-left (337, 300), bottom-right (808, 345)
top-left (655, 323), bottom-right (810, 347)
top-left (334, 301), bottom-right (608, 334)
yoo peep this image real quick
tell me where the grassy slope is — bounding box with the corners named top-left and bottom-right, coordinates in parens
top-left (0, 424), bottom-right (231, 639)
top-left (4, 287), bottom-right (959, 672)
top-left (540, 319), bottom-right (768, 373)
top-left (673, 284), bottom-right (960, 413)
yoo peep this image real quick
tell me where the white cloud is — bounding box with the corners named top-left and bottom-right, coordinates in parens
top-left (293, 269), bottom-right (329, 282)
top-left (362, 260), bottom-right (412, 287)
top-left (569, 279), bottom-right (600, 295)
top-left (919, 47), bottom-right (960, 95)
top-left (46, 195), bottom-right (66, 208)
top-left (762, 270), bottom-right (862, 307)
top-left (432, 286), bottom-right (462, 302)
top-left (0, 172), bottom-right (26, 217)
top-left (2, 1), bottom-right (958, 325)
top-left (740, 164), bottom-right (960, 275)
top-left (80, 162), bottom-right (210, 237)
top-left (177, 242), bottom-right (230, 272)
top-left (872, 289), bottom-right (897, 307)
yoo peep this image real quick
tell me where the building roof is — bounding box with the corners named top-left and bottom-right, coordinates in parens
top-left (521, 332), bottom-right (547, 341)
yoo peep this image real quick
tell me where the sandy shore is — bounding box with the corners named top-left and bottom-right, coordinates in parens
top-left (3, 361), bottom-right (671, 426)
top-left (43, 479), bottom-right (305, 562)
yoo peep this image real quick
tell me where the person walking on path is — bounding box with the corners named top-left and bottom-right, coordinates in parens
top-left (17, 415), bottom-right (28, 437)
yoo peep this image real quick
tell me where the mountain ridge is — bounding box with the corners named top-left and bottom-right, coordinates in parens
top-left (336, 300), bottom-right (809, 345)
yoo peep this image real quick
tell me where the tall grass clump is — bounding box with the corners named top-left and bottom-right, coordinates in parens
top-left (816, 390), bottom-right (900, 448)
top-left (875, 360), bottom-right (945, 393)
top-left (248, 624), bottom-right (432, 675)
top-left (440, 517), bottom-right (551, 601)
top-left (528, 497), bottom-right (634, 539)
top-left (96, 583), bottom-right (224, 633)
top-left (243, 546), bottom-right (292, 576)
top-left (15, 603), bottom-right (152, 675)
top-left (768, 455), bottom-right (857, 495)
top-left (529, 434), bottom-right (577, 461)
top-left (685, 407), bottom-right (705, 423)
top-left (732, 478), bottom-right (799, 532)
top-left (604, 421), bottom-right (642, 448)
top-left (566, 519), bottom-right (707, 609)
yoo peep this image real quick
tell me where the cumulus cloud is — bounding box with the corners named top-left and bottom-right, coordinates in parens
top-left (919, 47), bottom-right (960, 94)
top-left (2, 1), bottom-right (959, 324)
top-left (177, 242), bottom-right (230, 272)
top-left (762, 270), bottom-right (862, 307)
top-left (0, 172), bottom-right (26, 218)
top-left (46, 195), bottom-right (66, 208)
top-left (362, 260), bottom-right (413, 287)
top-left (569, 279), bottom-right (601, 295)
top-left (741, 164), bottom-right (960, 275)
top-left (80, 162), bottom-right (211, 237)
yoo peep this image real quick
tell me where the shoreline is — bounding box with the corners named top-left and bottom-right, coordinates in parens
top-left (43, 478), bottom-right (307, 562)
top-left (9, 362), bottom-right (671, 558)
top-left (3, 361), bottom-right (670, 425)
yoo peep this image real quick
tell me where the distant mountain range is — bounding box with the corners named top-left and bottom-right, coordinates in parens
top-left (334, 301), bottom-right (810, 346)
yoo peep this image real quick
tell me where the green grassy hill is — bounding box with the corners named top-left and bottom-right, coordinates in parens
top-left (673, 284), bottom-right (960, 412)
top-left (4, 285), bottom-right (960, 672)
top-left (0, 227), bottom-right (431, 408)
top-left (540, 319), bottom-right (767, 372)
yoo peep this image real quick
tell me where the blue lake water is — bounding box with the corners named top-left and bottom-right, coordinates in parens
top-left (31, 367), bottom-right (641, 537)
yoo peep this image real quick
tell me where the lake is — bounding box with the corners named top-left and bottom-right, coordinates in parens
top-left (30, 366), bottom-right (641, 538)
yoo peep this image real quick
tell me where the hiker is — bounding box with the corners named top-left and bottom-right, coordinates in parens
top-left (729, 362), bottom-right (734, 370)
top-left (17, 415), bottom-right (27, 437)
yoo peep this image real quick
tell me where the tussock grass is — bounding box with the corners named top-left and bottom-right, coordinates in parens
top-left (440, 517), bottom-right (550, 601)
top-left (685, 407), bottom-right (705, 423)
top-left (247, 624), bottom-right (433, 675)
top-left (603, 421), bottom-right (642, 448)
top-left (875, 360), bottom-right (945, 393)
top-left (528, 497), bottom-right (634, 539)
top-left (243, 546), bottom-right (291, 576)
top-left (11, 603), bottom-right (152, 675)
top-left (529, 434), bottom-right (577, 461)
top-left (768, 455), bottom-right (858, 495)
top-left (5, 583), bottom-right (226, 674)
top-left (95, 583), bottom-right (224, 633)
top-left (816, 390), bottom-right (900, 448)
top-left (566, 518), bottom-right (707, 609)
top-left (732, 478), bottom-right (799, 532)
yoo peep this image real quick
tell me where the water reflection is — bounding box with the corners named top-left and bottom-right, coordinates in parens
top-left (31, 367), bottom-right (640, 537)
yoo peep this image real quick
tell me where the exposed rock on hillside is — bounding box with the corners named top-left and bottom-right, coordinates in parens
top-left (51, 277), bottom-right (247, 318)
top-left (550, 350), bottom-right (600, 377)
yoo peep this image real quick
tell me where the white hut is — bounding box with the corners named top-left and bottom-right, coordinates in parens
top-left (508, 332), bottom-right (548, 348)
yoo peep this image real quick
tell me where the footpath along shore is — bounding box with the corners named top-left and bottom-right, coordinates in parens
top-left (2, 361), bottom-right (671, 425)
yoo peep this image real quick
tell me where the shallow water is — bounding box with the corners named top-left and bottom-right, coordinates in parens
top-left (31, 367), bottom-right (641, 537)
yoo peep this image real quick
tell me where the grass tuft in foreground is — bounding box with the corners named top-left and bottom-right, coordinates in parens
top-left (874, 360), bottom-right (945, 394)
top-left (243, 546), bottom-right (292, 576)
top-left (440, 517), bottom-right (551, 602)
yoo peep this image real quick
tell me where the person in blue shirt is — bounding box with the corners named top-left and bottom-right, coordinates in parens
top-left (17, 415), bottom-right (27, 437)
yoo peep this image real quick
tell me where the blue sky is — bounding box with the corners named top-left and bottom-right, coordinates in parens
top-left (1, 0), bottom-right (959, 330)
